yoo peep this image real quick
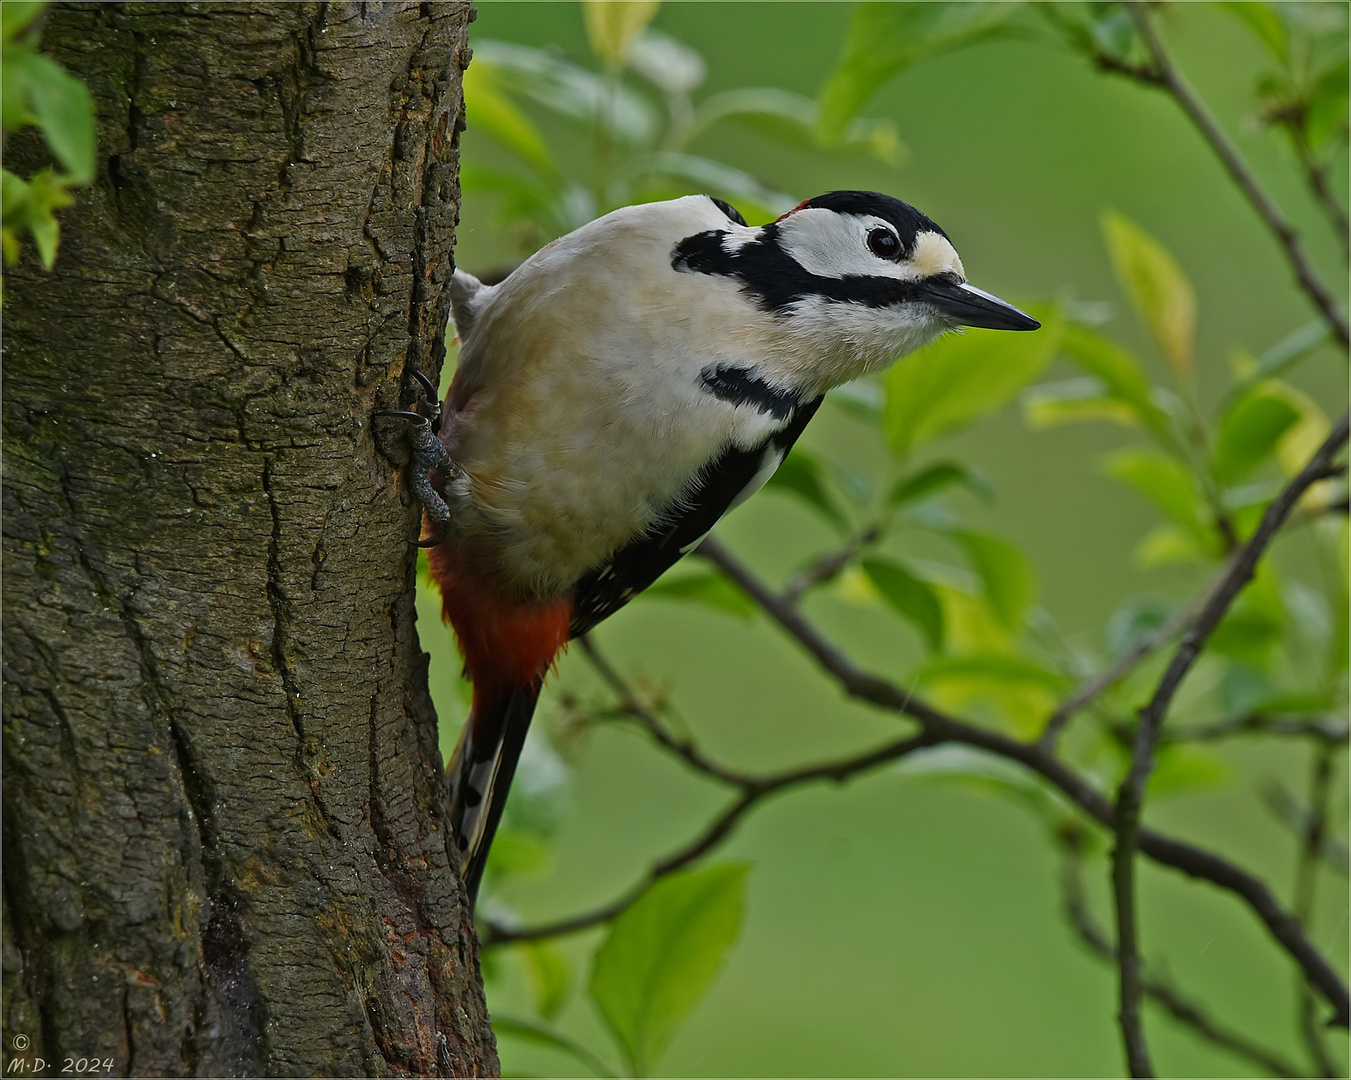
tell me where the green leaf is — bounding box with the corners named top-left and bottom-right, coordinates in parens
top-left (1131, 522), bottom-right (1210, 568)
top-left (493, 1015), bottom-right (617, 1078)
top-left (1023, 376), bottom-right (1139, 429)
top-left (947, 531), bottom-right (1036, 631)
top-left (1211, 563), bottom-right (1286, 667)
top-left (1105, 595), bottom-right (1174, 658)
top-left (1305, 56), bottom-right (1349, 150)
top-left (474, 40), bottom-right (658, 145)
top-left (1086, 7), bottom-right (1144, 60)
top-left (917, 654), bottom-right (1068, 693)
top-left (1058, 323), bottom-right (1174, 441)
top-left (764, 446), bottom-right (848, 529)
top-left (860, 558), bottom-right (944, 650)
top-left (1, 1), bottom-right (45, 45)
top-left (1217, 1), bottom-right (1289, 63)
top-left (883, 304), bottom-right (1062, 456)
top-left (2, 43), bottom-right (36, 131)
top-left (589, 863), bottom-right (749, 1077)
top-left (626, 29), bottom-right (706, 96)
top-left (21, 167), bottom-right (72, 269)
top-left (818, 2), bottom-right (1019, 137)
top-left (2, 168), bottom-right (30, 217)
top-left (1224, 321), bottom-right (1329, 411)
top-left (915, 652), bottom-right (1069, 736)
top-left (895, 744), bottom-right (1065, 823)
top-left (1212, 383), bottom-right (1302, 485)
top-left (1272, 383), bottom-right (1332, 478)
top-left (1104, 446), bottom-right (1213, 546)
top-left (463, 61), bottom-right (557, 175)
top-left (583, 0), bottom-right (661, 65)
top-left (690, 87), bottom-right (903, 165)
top-left (1101, 210), bottom-right (1196, 383)
top-left (644, 568), bottom-right (757, 620)
top-left (519, 940), bottom-right (571, 1021)
top-left (932, 582), bottom-right (1015, 653)
top-left (619, 151), bottom-right (796, 220)
top-left (24, 52), bottom-right (95, 183)
top-left (887, 461), bottom-right (992, 507)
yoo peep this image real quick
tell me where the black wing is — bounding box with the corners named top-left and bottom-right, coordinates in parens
top-left (570, 395), bottom-right (823, 637)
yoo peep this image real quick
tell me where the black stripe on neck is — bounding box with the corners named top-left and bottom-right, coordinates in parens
top-left (699, 363), bottom-right (801, 420)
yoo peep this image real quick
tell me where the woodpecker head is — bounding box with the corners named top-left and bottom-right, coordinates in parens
top-left (673, 190), bottom-right (1038, 391)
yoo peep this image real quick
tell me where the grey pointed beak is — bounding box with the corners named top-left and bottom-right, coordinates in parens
top-left (919, 278), bottom-right (1040, 331)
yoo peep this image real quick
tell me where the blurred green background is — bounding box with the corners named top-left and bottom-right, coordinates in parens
top-left (417, 3), bottom-right (1348, 1075)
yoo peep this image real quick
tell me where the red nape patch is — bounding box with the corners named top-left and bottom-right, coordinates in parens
top-left (776, 198), bottom-right (812, 222)
top-left (426, 544), bottom-right (572, 701)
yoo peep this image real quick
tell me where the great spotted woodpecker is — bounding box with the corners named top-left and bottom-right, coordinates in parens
top-left (383, 191), bottom-right (1039, 906)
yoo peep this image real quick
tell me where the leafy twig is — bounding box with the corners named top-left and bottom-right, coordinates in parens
top-left (781, 524), bottom-right (881, 605)
top-left (1037, 600), bottom-right (1200, 751)
top-left (1059, 831), bottom-right (1305, 1079)
top-left (1112, 413), bottom-right (1350, 1075)
top-left (686, 533), bottom-right (1350, 1028)
top-left (1127, 1), bottom-right (1350, 350)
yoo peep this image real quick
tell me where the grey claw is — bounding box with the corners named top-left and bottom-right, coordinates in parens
top-left (415, 522), bottom-right (451, 548)
top-left (409, 369), bottom-right (443, 434)
top-left (374, 392), bottom-right (459, 548)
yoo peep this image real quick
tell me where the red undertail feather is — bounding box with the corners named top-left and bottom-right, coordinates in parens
top-left (427, 542), bottom-right (572, 906)
top-left (427, 544), bottom-right (572, 708)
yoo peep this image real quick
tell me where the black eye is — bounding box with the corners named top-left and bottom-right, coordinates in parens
top-left (867, 228), bottom-right (901, 260)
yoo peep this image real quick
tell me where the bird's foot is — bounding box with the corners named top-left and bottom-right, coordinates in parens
top-left (374, 369), bottom-right (459, 548)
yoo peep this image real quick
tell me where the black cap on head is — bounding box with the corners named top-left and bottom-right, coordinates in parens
top-left (797, 191), bottom-right (949, 251)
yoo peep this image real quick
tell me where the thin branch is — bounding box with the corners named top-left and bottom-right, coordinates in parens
top-left (1093, 52), bottom-right (1167, 87)
top-left (1263, 782), bottom-right (1350, 877)
top-left (1128, 1), bottom-right (1350, 350)
top-left (481, 728), bottom-right (939, 946)
top-left (1294, 743), bottom-right (1340, 1078)
top-left (1038, 600), bottom-right (1200, 751)
top-left (691, 528), bottom-right (1350, 1029)
top-left (1164, 713), bottom-right (1349, 744)
top-left (1059, 834), bottom-right (1306, 1078)
top-left (576, 635), bottom-right (757, 789)
top-left (781, 524), bottom-right (881, 605)
top-left (1289, 125), bottom-right (1351, 260)
top-left (1112, 414), bottom-right (1351, 1075)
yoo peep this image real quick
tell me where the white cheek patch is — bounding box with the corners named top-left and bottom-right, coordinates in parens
top-left (912, 230), bottom-right (964, 279)
top-left (777, 209), bottom-right (922, 282)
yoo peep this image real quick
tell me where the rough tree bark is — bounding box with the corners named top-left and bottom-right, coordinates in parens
top-left (2, 3), bottom-right (498, 1075)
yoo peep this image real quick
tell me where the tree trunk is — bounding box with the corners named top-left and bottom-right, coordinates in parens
top-left (2, 3), bottom-right (497, 1075)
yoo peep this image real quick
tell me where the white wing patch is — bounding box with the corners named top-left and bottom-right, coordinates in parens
top-left (726, 443), bottom-right (787, 514)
